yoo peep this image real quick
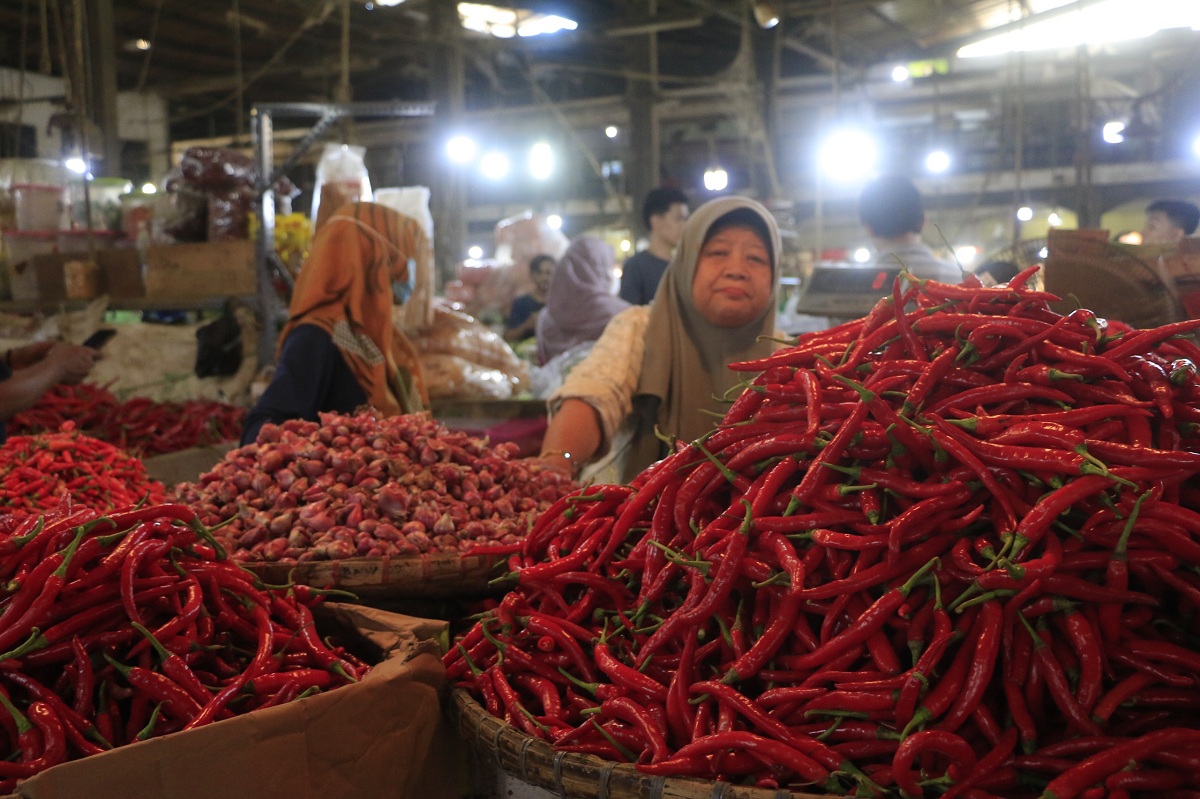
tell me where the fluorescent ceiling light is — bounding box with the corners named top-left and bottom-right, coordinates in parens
top-left (1017, 206), bottom-right (1034, 222)
top-left (703, 168), bottom-right (729, 192)
top-left (818, 129), bottom-right (877, 183)
top-left (468, 245), bottom-right (483, 259)
top-left (546, 214), bottom-right (563, 230)
top-left (529, 142), bottom-right (554, 180)
top-left (853, 247), bottom-right (871, 263)
top-left (1102, 121), bottom-right (1126, 144)
top-left (891, 65), bottom-right (909, 82)
top-left (925, 150), bottom-right (952, 173)
top-left (958, 0), bottom-right (1200, 58)
top-left (480, 151), bottom-right (510, 180)
top-left (446, 135), bottom-right (478, 164)
top-left (954, 245), bottom-right (979, 265)
top-left (459, 4), bottom-right (577, 39)
top-left (519, 15), bottom-right (577, 36)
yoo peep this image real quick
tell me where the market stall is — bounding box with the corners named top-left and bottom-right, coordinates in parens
top-left (444, 270), bottom-right (1200, 798)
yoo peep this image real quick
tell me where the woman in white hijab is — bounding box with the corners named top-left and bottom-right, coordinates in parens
top-left (539, 196), bottom-right (782, 483)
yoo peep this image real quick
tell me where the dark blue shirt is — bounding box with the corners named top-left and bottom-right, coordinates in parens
top-left (240, 324), bottom-right (367, 445)
top-left (618, 251), bottom-right (670, 305)
top-left (506, 294), bottom-right (544, 331)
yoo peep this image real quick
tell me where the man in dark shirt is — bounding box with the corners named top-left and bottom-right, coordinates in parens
top-left (505, 254), bottom-right (555, 342)
top-left (619, 187), bottom-right (689, 305)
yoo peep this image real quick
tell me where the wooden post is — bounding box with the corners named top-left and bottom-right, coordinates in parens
top-left (429, 3), bottom-right (467, 291)
top-left (85, 0), bottom-right (121, 175)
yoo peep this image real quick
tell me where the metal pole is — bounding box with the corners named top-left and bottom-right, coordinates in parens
top-left (252, 106), bottom-right (281, 369)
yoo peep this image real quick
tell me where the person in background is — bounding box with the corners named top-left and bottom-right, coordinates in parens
top-left (859, 174), bottom-right (963, 283)
top-left (538, 196), bottom-right (781, 483)
top-left (0, 341), bottom-right (99, 443)
top-left (1140, 199), bottom-right (1200, 247)
top-left (504, 254), bottom-right (555, 343)
top-left (975, 259), bottom-right (1020, 287)
top-left (241, 202), bottom-right (428, 446)
top-left (536, 237), bottom-right (629, 365)
top-left (619, 187), bottom-right (690, 305)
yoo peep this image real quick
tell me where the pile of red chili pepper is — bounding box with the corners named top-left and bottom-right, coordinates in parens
top-left (9, 383), bottom-right (245, 456)
top-left (0, 427), bottom-right (166, 518)
top-left (0, 502), bottom-right (365, 788)
top-left (445, 268), bottom-right (1200, 799)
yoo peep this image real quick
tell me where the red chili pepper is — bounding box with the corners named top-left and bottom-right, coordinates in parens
top-left (936, 599), bottom-right (1002, 732)
top-left (891, 729), bottom-right (977, 798)
top-left (1042, 727), bottom-right (1200, 799)
top-left (1018, 614), bottom-right (1102, 736)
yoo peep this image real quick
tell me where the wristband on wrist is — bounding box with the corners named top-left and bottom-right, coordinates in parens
top-left (541, 449), bottom-right (579, 474)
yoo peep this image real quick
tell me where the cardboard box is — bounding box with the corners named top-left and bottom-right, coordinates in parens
top-left (7, 604), bottom-right (451, 799)
top-left (21, 252), bottom-right (102, 302)
top-left (102, 240), bottom-right (258, 301)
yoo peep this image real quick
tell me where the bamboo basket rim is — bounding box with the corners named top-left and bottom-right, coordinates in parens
top-left (447, 688), bottom-right (833, 799)
top-left (239, 550), bottom-right (508, 597)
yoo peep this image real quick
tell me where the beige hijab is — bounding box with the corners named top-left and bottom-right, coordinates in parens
top-left (624, 196), bottom-right (781, 480)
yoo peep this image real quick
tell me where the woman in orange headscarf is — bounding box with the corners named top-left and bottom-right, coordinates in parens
top-left (241, 202), bottom-right (428, 445)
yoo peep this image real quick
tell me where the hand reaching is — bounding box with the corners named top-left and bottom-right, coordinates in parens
top-left (43, 342), bottom-right (100, 384)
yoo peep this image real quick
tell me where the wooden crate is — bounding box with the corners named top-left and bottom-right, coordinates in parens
top-left (102, 240), bottom-right (257, 301)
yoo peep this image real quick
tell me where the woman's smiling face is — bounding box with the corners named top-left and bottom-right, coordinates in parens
top-left (691, 225), bottom-right (773, 328)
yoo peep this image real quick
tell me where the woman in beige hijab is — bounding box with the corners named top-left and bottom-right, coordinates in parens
top-left (539, 196), bottom-right (781, 483)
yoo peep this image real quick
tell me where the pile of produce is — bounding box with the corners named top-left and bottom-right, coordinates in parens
top-left (446, 270), bottom-right (1200, 798)
top-left (0, 427), bottom-right (166, 517)
top-left (9, 383), bottom-right (245, 456)
top-left (0, 503), bottom-right (364, 789)
top-left (175, 411), bottom-right (576, 562)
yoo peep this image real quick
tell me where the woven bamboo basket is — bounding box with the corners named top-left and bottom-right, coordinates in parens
top-left (448, 689), bottom-right (831, 799)
top-left (241, 551), bottom-right (506, 598)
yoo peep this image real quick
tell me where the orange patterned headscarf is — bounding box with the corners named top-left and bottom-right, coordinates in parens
top-left (281, 202), bottom-right (428, 416)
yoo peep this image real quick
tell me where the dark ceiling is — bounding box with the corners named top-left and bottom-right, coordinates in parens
top-left (0, 0), bottom-right (1011, 142)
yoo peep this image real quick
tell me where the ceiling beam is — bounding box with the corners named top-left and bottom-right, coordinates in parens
top-left (150, 56), bottom-right (382, 98)
top-left (602, 11), bottom-right (706, 37)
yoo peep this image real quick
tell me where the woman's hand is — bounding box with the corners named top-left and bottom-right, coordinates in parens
top-left (43, 342), bottom-right (100, 384)
top-left (538, 449), bottom-right (578, 478)
top-left (539, 398), bottom-right (604, 479)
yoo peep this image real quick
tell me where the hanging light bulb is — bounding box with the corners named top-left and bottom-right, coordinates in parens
top-left (751, 0), bottom-right (782, 29)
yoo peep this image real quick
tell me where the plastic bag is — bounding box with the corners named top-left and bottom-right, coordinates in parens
top-left (410, 302), bottom-right (526, 377)
top-left (311, 144), bottom-right (372, 233)
top-left (178, 146), bottom-right (299, 198)
top-left (375, 187), bottom-right (435, 331)
top-left (207, 186), bottom-right (256, 241)
top-left (180, 147), bottom-right (257, 190)
top-left (194, 301), bottom-right (244, 378)
top-left (419, 354), bottom-right (513, 401)
top-left (529, 342), bottom-right (593, 400)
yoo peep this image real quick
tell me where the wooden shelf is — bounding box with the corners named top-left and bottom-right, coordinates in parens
top-left (0, 296), bottom-right (254, 314)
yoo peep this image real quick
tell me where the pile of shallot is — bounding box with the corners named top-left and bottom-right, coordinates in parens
top-left (173, 411), bottom-right (576, 561)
